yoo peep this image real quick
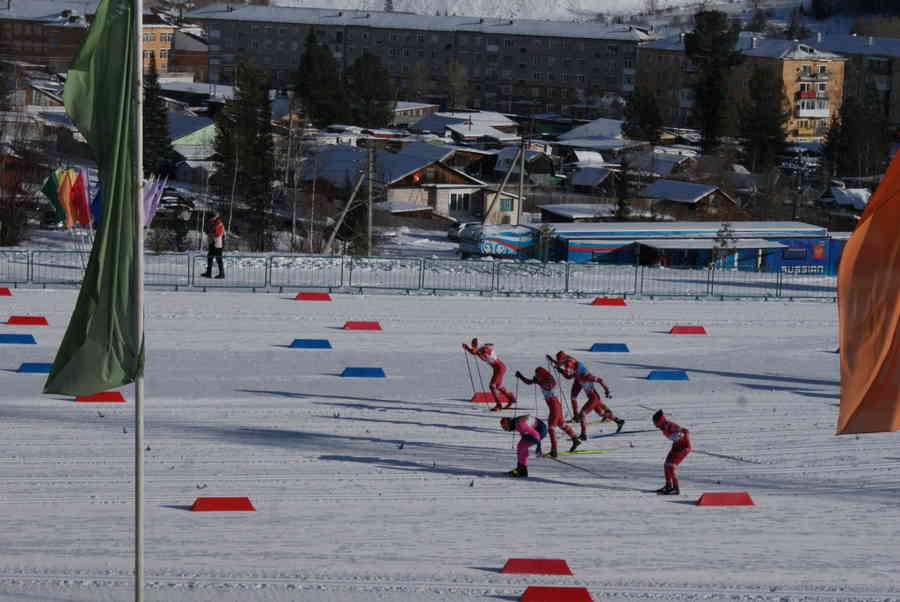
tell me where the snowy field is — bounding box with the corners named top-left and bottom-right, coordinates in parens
top-left (1, 289), bottom-right (898, 601)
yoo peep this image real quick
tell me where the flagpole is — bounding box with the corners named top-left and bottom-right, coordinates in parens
top-left (133, 0), bottom-right (145, 601)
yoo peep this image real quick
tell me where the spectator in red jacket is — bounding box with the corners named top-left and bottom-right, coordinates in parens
top-left (516, 366), bottom-right (581, 456)
top-left (653, 409), bottom-right (691, 495)
top-left (202, 214), bottom-right (225, 279)
top-left (463, 338), bottom-right (516, 411)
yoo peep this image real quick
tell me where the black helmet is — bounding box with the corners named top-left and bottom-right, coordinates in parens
top-left (652, 410), bottom-right (664, 426)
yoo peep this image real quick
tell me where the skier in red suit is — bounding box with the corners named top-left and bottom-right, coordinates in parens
top-left (653, 409), bottom-right (691, 495)
top-left (547, 351), bottom-right (624, 440)
top-left (462, 338), bottom-right (516, 411)
top-left (516, 366), bottom-right (582, 456)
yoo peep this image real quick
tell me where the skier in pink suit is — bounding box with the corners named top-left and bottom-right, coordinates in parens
top-left (463, 338), bottom-right (516, 411)
top-left (653, 409), bottom-right (692, 495)
top-left (515, 367), bottom-right (582, 456)
top-left (500, 415), bottom-right (547, 478)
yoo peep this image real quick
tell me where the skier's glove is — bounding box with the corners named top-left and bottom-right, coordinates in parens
top-left (605, 391), bottom-right (612, 399)
top-left (515, 370), bottom-right (524, 380)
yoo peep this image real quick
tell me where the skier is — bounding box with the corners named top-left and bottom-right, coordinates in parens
top-left (652, 409), bottom-right (691, 495)
top-left (515, 366), bottom-right (582, 456)
top-left (500, 415), bottom-right (547, 478)
top-left (547, 351), bottom-right (624, 440)
top-left (462, 338), bottom-right (516, 411)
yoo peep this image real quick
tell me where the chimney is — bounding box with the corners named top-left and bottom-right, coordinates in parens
top-left (816, 31), bottom-right (823, 43)
top-left (867, 36), bottom-right (874, 46)
top-left (751, 36), bottom-right (758, 49)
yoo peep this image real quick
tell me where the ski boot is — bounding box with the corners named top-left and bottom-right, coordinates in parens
top-left (490, 404), bottom-right (503, 412)
top-left (615, 418), bottom-right (625, 433)
top-left (548, 449), bottom-right (558, 458)
top-left (568, 438), bottom-right (582, 453)
top-left (502, 396), bottom-right (516, 409)
top-left (656, 483), bottom-right (679, 495)
top-left (507, 464), bottom-right (528, 478)
top-left (200, 271), bottom-right (212, 278)
top-left (578, 433), bottom-right (587, 441)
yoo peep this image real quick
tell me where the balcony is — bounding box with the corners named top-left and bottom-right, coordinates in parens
top-left (796, 107), bottom-right (830, 118)
top-left (798, 71), bottom-right (830, 81)
top-left (797, 90), bottom-right (817, 99)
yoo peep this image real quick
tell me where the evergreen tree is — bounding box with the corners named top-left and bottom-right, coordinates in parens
top-left (810, 0), bottom-right (833, 20)
top-left (684, 10), bottom-right (743, 153)
top-left (739, 67), bottom-right (788, 172)
top-left (294, 30), bottom-right (350, 127)
top-left (143, 57), bottom-right (177, 177)
top-left (213, 60), bottom-right (275, 251)
top-left (345, 53), bottom-right (396, 128)
top-left (823, 91), bottom-right (890, 178)
top-left (622, 86), bottom-right (663, 144)
top-left (747, 8), bottom-right (767, 32)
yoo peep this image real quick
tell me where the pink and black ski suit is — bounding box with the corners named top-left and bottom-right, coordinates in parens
top-left (505, 415), bottom-right (547, 467)
top-left (655, 413), bottom-right (691, 490)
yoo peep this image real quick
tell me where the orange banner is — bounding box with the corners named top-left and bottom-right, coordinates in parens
top-left (837, 153), bottom-right (900, 434)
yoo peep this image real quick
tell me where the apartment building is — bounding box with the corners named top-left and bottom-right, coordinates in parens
top-left (186, 3), bottom-right (657, 114)
top-left (802, 33), bottom-right (900, 129)
top-left (637, 33), bottom-right (846, 142)
top-left (1, 1), bottom-right (177, 75)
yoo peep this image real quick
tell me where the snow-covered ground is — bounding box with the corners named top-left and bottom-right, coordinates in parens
top-left (1, 289), bottom-right (898, 601)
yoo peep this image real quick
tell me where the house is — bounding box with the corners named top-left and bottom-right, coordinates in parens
top-left (640, 179), bottom-right (744, 219)
top-left (169, 112), bottom-right (216, 184)
top-left (493, 146), bottom-right (555, 185)
top-left (409, 110), bottom-right (519, 136)
top-left (391, 101), bottom-right (439, 127)
top-left (298, 144), bottom-right (505, 224)
top-left (567, 167), bottom-right (614, 195)
top-left (623, 150), bottom-right (692, 179)
top-left (170, 30), bottom-right (209, 82)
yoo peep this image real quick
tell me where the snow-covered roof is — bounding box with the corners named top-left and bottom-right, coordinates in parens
top-left (642, 179), bottom-right (719, 204)
top-left (0, 0), bottom-right (98, 23)
top-left (395, 101), bottom-right (440, 111)
top-left (300, 144), bottom-right (483, 187)
top-left (539, 203), bottom-right (614, 219)
top-left (558, 118), bottom-right (623, 141)
top-left (569, 167), bottom-right (612, 188)
top-left (446, 122), bottom-right (520, 142)
top-left (554, 138), bottom-right (643, 153)
top-left (495, 146), bottom-right (545, 164)
top-left (538, 220), bottom-right (828, 239)
top-left (173, 30), bottom-right (208, 52)
top-left (158, 79), bottom-right (235, 101)
top-left (802, 34), bottom-right (900, 59)
top-left (644, 33), bottom-right (844, 61)
top-left (187, 4), bottom-right (657, 41)
top-left (167, 112), bottom-right (214, 142)
top-left (395, 141), bottom-right (455, 164)
top-left (410, 111), bottom-right (516, 134)
top-left (569, 150), bottom-right (605, 165)
top-left (830, 187), bottom-right (870, 211)
top-left (624, 151), bottom-right (689, 177)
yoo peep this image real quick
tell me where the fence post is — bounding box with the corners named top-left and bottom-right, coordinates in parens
top-left (707, 266), bottom-right (714, 296)
top-left (564, 262), bottom-right (570, 294)
top-left (419, 257), bottom-right (426, 291)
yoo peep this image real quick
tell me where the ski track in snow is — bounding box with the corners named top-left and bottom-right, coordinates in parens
top-left (0, 290), bottom-right (898, 601)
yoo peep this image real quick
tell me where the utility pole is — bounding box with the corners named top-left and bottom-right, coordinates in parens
top-left (367, 143), bottom-right (374, 256)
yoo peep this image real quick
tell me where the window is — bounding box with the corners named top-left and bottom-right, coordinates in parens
top-left (143, 49), bottom-right (154, 60)
top-left (143, 32), bottom-right (155, 42)
top-left (783, 248), bottom-right (807, 261)
top-left (160, 49), bottom-right (169, 60)
top-left (500, 198), bottom-right (513, 211)
top-left (607, 44), bottom-right (619, 56)
top-left (504, 39), bottom-right (513, 48)
top-left (449, 192), bottom-right (471, 211)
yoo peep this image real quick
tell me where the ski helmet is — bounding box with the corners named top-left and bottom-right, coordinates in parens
top-left (652, 410), bottom-right (664, 426)
top-left (555, 350), bottom-right (567, 362)
top-left (500, 417), bottom-right (513, 430)
top-left (534, 366), bottom-right (551, 381)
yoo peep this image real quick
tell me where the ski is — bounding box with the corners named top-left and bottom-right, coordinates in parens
top-left (544, 455), bottom-right (607, 477)
top-left (557, 448), bottom-right (610, 456)
top-left (591, 429), bottom-right (655, 438)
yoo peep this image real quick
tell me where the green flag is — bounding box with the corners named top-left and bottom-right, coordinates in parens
top-left (44, 0), bottom-right (143, 396)
top-left (40, 168), bottom-right (65, 222)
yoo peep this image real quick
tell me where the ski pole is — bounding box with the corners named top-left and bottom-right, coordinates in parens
top-left (462, 348), bottom-right (477, 395)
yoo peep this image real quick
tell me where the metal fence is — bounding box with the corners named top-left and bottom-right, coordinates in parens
top-left (0, 250), bottom-right (837, 300)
